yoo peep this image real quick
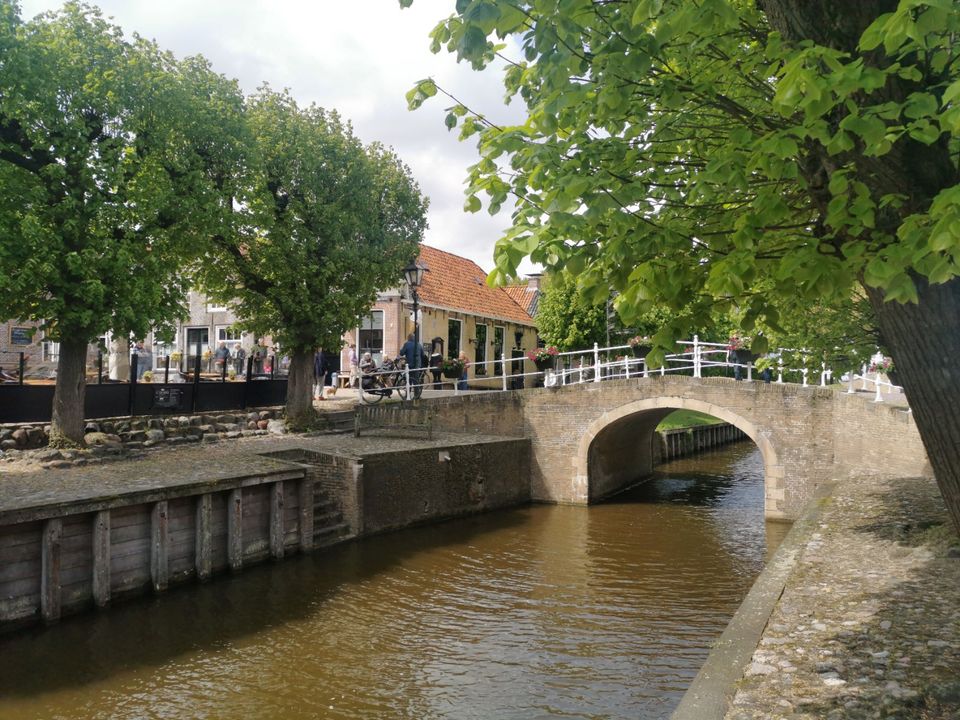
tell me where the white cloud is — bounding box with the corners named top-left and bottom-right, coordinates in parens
top-left (18, 0), bottom-right (538, 274)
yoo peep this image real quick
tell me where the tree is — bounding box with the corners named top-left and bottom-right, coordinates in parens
top-left (535, 273), bottom-right (606, 350)
top-left (405, 0), bottom-right (960, 533)
top-left (0, 2), bottom-right (246, 445)
top-left (202, 88), bottom-right (427, 425)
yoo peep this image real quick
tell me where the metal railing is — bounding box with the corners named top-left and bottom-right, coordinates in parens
top-left (358, 336), bottom-right (905, 405)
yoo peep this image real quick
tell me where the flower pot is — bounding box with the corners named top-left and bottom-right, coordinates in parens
top-left (534, 357), bottom-right (554, 371)
top-left (442, 367), bottom-right (462, 379)
top-left (631, 344), bottom-right (652, 359)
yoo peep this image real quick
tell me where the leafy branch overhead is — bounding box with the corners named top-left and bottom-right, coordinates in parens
top-left (404, 0), bottom-right (960, 349)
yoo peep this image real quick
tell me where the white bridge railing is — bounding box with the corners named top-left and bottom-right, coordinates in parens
top-left (358, 336), bottom-right (903, 405)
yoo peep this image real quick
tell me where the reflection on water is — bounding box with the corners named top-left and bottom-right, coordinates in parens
top-left (0, 442), bottom-right (787, 720)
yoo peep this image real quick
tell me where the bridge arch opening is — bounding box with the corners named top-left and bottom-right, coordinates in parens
top-left (574, 397), bottom-right (785, 518)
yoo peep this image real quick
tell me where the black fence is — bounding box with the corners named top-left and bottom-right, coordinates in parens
top-left (0, 352), bottom-right (289, 424)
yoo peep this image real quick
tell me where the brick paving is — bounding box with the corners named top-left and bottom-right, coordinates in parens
top-left (726, 473), bottom-right (960, 719)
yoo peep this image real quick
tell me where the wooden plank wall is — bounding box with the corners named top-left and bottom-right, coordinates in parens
top-left (0, 472), bottom-right (312, 632)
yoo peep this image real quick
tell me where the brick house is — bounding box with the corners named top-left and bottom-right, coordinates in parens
top-left (341, 244), bottom-right (539, 388)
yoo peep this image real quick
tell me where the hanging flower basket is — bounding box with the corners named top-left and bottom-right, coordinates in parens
top-left (627, 336), bottom-right (652, 359)
top-left (527, 346), bottom-right (559, 371)
top-left (533, 356), bottom-right (554, 371)
top-left (441, 358), bottom-right (465, 379)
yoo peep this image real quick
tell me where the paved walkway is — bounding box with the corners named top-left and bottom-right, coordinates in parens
top-left (726, 473), bottom-right (960, 719)
top-left (0, 431), bottom-right (519, 523)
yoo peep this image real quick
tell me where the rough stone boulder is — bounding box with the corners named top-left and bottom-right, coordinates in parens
top-left (84, 432), bottom-right (123, 447)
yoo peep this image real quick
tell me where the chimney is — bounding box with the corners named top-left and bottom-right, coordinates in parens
top-left (525, 273), bottom-right (542, 291)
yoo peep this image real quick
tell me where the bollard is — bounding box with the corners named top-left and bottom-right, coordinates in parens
top-left (593, 343), bottom-right (601, 383)
top-left (501, 353), bottom-right (507, 392)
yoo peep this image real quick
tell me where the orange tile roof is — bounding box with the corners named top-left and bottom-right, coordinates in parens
top-left (415, 245), bottom-right (534, 326)
top-left (503, 284), bottom-right (538, 315)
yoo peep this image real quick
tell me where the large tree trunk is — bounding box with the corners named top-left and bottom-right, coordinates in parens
top-left (284, 348), bottom-right (315, 427)
top-left (49, 336), bottom-right (88, 447)
top-left (868, 279), bottom-right (960, 535)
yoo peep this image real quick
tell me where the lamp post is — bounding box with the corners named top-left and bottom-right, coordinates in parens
top-left (403, 260), bottom-right (425, 369)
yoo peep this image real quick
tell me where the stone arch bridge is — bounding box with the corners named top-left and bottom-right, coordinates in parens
top-left (418, 375), bottom-right (931, 520)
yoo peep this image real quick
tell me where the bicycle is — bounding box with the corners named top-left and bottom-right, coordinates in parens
top-left (391, 357), bottom-right (426, 401)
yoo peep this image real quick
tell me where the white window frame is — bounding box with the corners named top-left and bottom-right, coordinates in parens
top-left (206, 301), bottom-right (228, 313)
top-left (474, 322), bottom-right (488, 375)
top-left (216, 325), bottom-right (244, 350)
top-left (41, 340), bottom-right (59, 363)
top-left (358, 310), bottom-right (385, 365)
top-left (447, 317), bottom-right (463, 359)
top-left (493, 325), bottom-right (506, 376)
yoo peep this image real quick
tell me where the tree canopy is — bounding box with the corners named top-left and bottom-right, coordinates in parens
top-left (202, 87), bottom-right (427, 421)
top-left (0, 1), bottom-right (247, 443)
top-left (405, 0), bottom-right (960, 532)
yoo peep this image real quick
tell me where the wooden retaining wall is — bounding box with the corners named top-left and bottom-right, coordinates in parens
top-left (0, 467), bottom-right (323, 631)
top-left (657, 423), bottom-right (748, 463)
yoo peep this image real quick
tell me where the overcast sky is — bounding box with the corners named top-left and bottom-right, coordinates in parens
top-left (18, 0), bottom-right (532, 274)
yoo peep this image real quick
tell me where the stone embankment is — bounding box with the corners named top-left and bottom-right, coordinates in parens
top-left (724, 473), bottom-right (960, 719)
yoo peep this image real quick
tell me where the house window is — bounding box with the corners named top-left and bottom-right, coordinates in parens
top-left (493, 326), bottom-right (505, 376)
top-left (359, 311), bottom-right (384, 365)
top-left (475, 323), bottom-right (487, 375)
top-left (153, 341), bottom-right (174, 369)
top-left (41, 340), bottom-right (59, 363)
top-left (447, 318), bottom-right (462, 359)
top-left (216, 326), bottom-right (244, 353)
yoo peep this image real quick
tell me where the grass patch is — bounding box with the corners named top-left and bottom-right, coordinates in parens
top-left (656, 409), bottom-right (723, 431)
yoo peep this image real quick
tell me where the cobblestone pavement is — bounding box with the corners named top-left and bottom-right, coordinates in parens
top-left (726, 473), bottom-right (960, 719)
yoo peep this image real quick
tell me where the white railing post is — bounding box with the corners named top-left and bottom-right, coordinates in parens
top-left (848, 372), bottom-right (856, 393)
top-left (643, 359), bottom-right (649, 378)
top-left (693, 335), bottom-right (701, 378)
top-left (860, 364), bottom-right (868, 390)
top-left (404, 364), bottom-right (410, 401)
top-left (777, 358), bottom-right (784, 384)
top-left (819, 362), bottom-right (826, 386)
top-left (624, 356), bottom-right (630, 379)
top-left (746, 363), bottom-right (753, 382)
top-left (501, 353), bottom-right (507, 392)
top-left (802, 367), bottom-right (808, 387)
top-left (873, 375), bottom-right (883, 402)
top-left (593, 343), bottom-right (601, 383)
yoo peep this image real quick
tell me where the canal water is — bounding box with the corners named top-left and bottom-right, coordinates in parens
top-left (0, 442), bottom-right (788, 720)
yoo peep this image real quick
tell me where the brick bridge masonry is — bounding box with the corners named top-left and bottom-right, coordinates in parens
top-left (417, 375), bottom-right (932, 520)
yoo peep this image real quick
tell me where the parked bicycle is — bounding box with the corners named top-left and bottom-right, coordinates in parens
top-left (360, 356), bottom-right (426, 403)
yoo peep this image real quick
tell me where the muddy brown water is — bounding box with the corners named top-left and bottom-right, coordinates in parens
top-left (0, 442), bottom-right (788, 720)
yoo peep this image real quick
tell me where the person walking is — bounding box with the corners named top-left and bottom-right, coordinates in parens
top-left (400, 333), bottom-right (426, 370)
top-left (429, 338), bottom-right (444, 389)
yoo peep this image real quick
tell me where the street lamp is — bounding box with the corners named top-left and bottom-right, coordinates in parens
top-left (403, 260), bottom-right (425, 369)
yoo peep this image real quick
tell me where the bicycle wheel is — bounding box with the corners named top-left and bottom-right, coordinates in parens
top-left (395, 373), bottom-right (410, 401)
top-left (362, 383), bottom-right (386, 404)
